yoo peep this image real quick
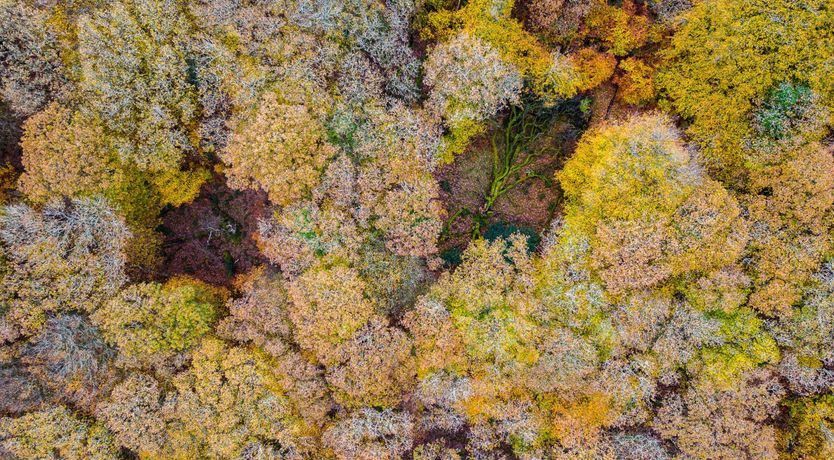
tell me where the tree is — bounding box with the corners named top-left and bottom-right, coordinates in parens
top-left (425, 235), bottom-right (540, 376)
top-left (0, 405), bottom-right (118, 460)
top-left (606, 432), bottom-right (670, 460)
top-left (424, 32), bottom-right (522, 161)
top-left (402, 297), bottom-right (468, 380)
top-left (189, 0), bottom-right (339, 154)
top-left (167, 338), bottom-right (316, 459)
top-left (18, 103), bottom-right (113, 203)
top-left (77, 0), bottom-right (201, 172)
top-left (526, 325), bottom-right (598, 396)
top-left (0, 0), bottom-right (71, 117)
top-left (16, 101), bottom-right (209, 274)
top-left (257, 121), bottom-right (442, 276)
top-left (780, 395), bottom-right (834, 460)
top-left (325, 317), bottom-right (415, 408)
top-left (689, 308), bottom-right (779, 389)
top-left (413, 441), bottom-right (463, 460)
top-left (91, 277), bottom-right (225, 370)
top-left (412, 370), bottom-right (470, 432)
top-left (649, 302), bottom-right (723, 385)
top-left (65, 0), bottom-right (211, 249)
top-left (657, 0), bottom-right (834, 182)
top-left (218, 259), bottom-right (414, 417)
top-left (99, 338), bottom-right (324, 459)
top-left (353, 101), bottom-right (445, 259)
top-left (287, 0), bottom-right (421, 100)
top-left (572, 47), bottom-right (617, 92)
top-left (257, 172), bottom-right (364, 277)
top-left (354, 242), bottom-right (430, 316)
top-left (21, 313), bottom-right (116, 411)
top-left (533, 219), bottom-right (610, 339)
top-left (655, 368), bottom-right (785, 459)
top-left (558, 114), bottom-right (694, 231)
top-left (742, 143), bottom-right (834, 317)
top-left (216, 266), bottom-right (294, 357)
top-left (0, 197), bottom-right (128, 338)
top-left (557, 114), bottom-right (747, 297)
top-left (771, 260), bottom-right (834, 394)
top-left (222, 87), bottom-right (336, 206)
top-left (616, 58), bottom-right (655, 106)
top-left (95, 372), bottom-right (169, 457)
top-left (583, 1), bottom-right (649, 57)
top-left (103, 338), bottom-right (318, 458)
top-left (527, 0), bottom-right (592, 42)
top-left (608, 291), bottom-right (673, 355)
top-left (405, 236), bottom-right (604, 454)
top-left (649, 0), bottom-right (692, 24)
top-left (422, 0), bottom-right (582, 103)
top-left (286, 263), bottom-right (375, 364)
top-left (421, 0), bottom-right (583, 159)
top-left (749, 82), bottom-right (829, 157)
top-left (216, 266), bottom-right (333, 426)
top-left (0, 365), bottom-right (45, 417)
top-left (538, 114), bottom-right (782, 446)
top-left (322, 408), bottom-right (414, 460)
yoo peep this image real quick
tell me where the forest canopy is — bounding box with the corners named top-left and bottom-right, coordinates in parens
top-left (0, 0), bottom-right (833, 459)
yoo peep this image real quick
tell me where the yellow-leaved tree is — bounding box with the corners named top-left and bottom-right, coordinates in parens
top-left (657, 0), bottom-right (834, 182)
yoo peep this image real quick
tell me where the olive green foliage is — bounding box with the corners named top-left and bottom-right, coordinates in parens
top-left (91, 277), bottom-right (225, 369)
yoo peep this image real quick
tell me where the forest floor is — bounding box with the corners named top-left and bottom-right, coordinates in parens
top-left (435, 97), bottom-right (592, 265)
top-left (157, 176), bottom-right (268, 286)
top-left (433, 84), bottom-right (642, 267)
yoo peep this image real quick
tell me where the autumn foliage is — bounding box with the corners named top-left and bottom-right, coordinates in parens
top-left (0, 0), bottom-right (833, 458)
